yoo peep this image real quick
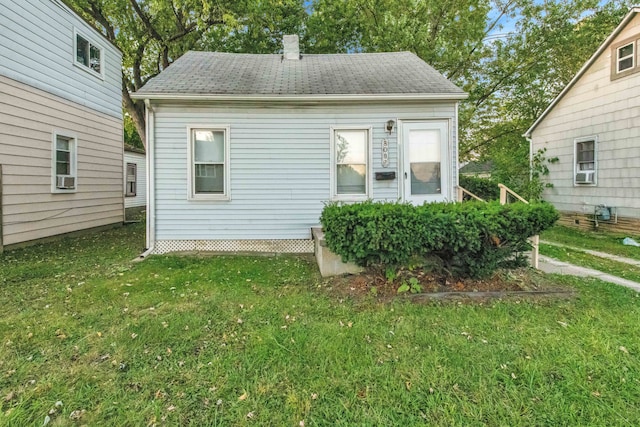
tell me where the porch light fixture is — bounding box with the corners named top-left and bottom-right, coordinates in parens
top-left (386, 119), bottom-right (395, 134)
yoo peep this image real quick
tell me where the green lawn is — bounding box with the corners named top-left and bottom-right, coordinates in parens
top-left (540, 243), bottom-right (640, 283)
top-left (541, 225), bottom-right (640, 261)
top-left (1, 223), bottom-right (639, 426)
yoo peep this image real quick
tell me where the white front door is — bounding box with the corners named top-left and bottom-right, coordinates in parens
top-left (401, 121), bottom-right (449, 204)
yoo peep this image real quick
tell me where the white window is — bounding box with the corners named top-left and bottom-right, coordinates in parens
top-left (617, 42), bottom-right (634, 73)
top-left (126, 163), bottom-right (137, 197)
top-left (574, 137), bottom-right (596, 185)
top-left (52, 132), bottom-right (77, 193)
top-left (74, 29), bottom-right (103, 77)
top-left (187, 126), bottom-right (230, 200)
top-left (330, 127), bottom-right (371, 200)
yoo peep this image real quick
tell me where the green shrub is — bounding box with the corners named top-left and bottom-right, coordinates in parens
top-left (320, 200), bottom-right (559, 278)
top-left (459, 175), bottom-right (500, 201)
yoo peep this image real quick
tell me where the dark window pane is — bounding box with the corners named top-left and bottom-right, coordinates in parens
top-left (76, 35), bottom-right (89, 66)
top-left (90, 44), bottom-right (101, 73)
top-left (619, 43), bottom-right (634, 59)
top-left (56, 150), bottom-right (70, 175)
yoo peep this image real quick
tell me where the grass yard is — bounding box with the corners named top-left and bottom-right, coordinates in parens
top-left (1, 223), bottom-right (640, 426)
top-left (541, 225), bottom-right (640, 261)
top-left (540, 243), bottom-right (640, 283)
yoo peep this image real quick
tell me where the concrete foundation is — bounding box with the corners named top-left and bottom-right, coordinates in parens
top-left (312, 227), bottom-right (364, 277)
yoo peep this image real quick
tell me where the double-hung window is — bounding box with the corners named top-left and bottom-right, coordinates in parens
top-left (52, 132), bottom-right (77, 192)
top-left (126, 163), bottom-right (137, 197)
top-left (188, 127), bottom-right (230, 200)
top-left (611, 37), bottom-right (639, 79)
top-left (617, 42), bottom-right (634, 73)
top-left (74, 30), bottom-right (103, 77)
top-left (331, 127), bottom-right (371, 200)
top-left (574, 137), bottom-right (597, 185)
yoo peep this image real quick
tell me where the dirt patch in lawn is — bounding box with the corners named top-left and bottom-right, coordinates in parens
top-left (322, 266), bottom-right (574, 302)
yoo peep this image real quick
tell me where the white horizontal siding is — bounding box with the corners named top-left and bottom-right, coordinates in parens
top-left (0, 76), bottom-right (123, 246)
top-left (152, 102), bottom-right (457, 241)
top-left (531, 13), bottom-right (640, 220)
top-left (0, 0), bottom-right (122, 119)
top-left (124, 151), bottom-right (147, 208)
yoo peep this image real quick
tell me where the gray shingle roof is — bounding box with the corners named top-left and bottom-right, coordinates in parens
top-left (134, 51), bottom-right (465, 97)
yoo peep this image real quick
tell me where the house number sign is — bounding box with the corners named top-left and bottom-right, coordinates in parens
top-left (381, 139), bottom-right (389, 167)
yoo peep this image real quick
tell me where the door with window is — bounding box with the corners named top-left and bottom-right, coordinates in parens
top-left (401, 121), bottom-right (449, 204)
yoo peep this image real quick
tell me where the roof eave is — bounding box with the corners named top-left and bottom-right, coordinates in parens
top-left (131, 92), bottom-right (468, 102)
top-left (524, 6), bottom-right (640, 138)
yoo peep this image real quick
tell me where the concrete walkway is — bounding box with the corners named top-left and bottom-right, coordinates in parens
top-left (538, 242), bottom-right (640, 292)
top-left (540, 240), bottom-right (640, 267)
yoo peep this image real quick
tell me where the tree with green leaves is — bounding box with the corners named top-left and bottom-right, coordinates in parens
top-left (66, 0), bottom-right (628, 195)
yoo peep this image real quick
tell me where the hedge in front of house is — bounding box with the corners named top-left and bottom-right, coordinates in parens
top-left (459, 175), bottom-right (500, 201)
top-left (320, 200), bottom-right (559, 278)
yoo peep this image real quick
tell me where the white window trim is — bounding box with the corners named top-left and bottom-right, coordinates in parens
top-left (51, 130), bottom-right (78, 194)
top-left (616, 41), bottom-right (635, 73)
top-left (573, 136), bottom-right (597, 186)
top-left (125, 162), bottom-right (137, 197)
top-left (73, 28), bottom-right (105, 80)
top-left (330, 126), bottom-right (373, 201)
top-left (187, 125), bottom-right (231, 201)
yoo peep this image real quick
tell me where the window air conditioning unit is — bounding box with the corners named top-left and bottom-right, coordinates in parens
top-left (575, 171), bottom-right (595, 184)
top-left (56, 175), bottom-right (76, 189)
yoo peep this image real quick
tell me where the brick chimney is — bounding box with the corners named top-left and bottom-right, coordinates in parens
top-left (283, 35), bottom-right (300, 60)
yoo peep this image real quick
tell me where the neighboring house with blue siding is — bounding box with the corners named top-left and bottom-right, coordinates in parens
top-left (124, 145), bottom-right (146, 217)
top-left (525, 6), bottom-right (640, 234)
top-left (133, 36), bottom-right (466, 254)
top-left (0, 0), bottom-right (124, 250)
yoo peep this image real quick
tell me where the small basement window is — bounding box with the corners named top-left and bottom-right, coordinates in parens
top-left (126, 163), bottom-right (137, 197)
top-left (52, 132), bottom-right (77, 192)
top-left (574, 137), bottom-right (596, 185)
top-left (74, 30), bottom-right (103, 77)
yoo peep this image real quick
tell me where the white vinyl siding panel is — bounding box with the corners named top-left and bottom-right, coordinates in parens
top-left (530, 13), bottom-right (640, 219)
top-left (151, 103), bottom-right (457, 241)
top-left (0, 0), bottom-right (122, 118)
top-left (0, 76), bottom-right (123, 246)
top-left (124, 151), bottom-right (147, 208)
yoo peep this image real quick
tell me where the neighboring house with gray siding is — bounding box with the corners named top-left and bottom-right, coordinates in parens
top-left (124, 145), bottom-right (146, 215)
top-left (133, 36), bottom-right (466, 254)
top-left (525, 7), bottom-right (640, 232)
top-left (0, 0), bottom-right (124, 249)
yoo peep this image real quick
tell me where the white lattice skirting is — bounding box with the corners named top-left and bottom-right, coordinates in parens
top-left (153, 239), bottom-right (314, 254)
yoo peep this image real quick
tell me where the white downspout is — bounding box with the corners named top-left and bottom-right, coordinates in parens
top-left (137, 99), bottom-right (155, 259)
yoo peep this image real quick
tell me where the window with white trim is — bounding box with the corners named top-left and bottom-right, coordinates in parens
top-left (52, 132), bottom-right (77, 192)
top-left (611, 37), bottom-right (639, 80)
top-left (74, 30), bottom-right (103, 76)
top-left (574, 137), bottom-right (596, 185)
top-left (126, 163), bottom-right (137, 197)
top-left (188, 127), bottom-right (230, 200)
top-left (617, 42), bottom-right (634, 73)
top-left (331, 127), bottom-right (370, 199)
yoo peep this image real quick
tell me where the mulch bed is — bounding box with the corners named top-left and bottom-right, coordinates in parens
top-left (322, 266), bottom-right (575, 302)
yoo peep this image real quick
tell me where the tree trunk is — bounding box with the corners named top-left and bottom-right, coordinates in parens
top-left (122, 81), bottom-right (146, 149)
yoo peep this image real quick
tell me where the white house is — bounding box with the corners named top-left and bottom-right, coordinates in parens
top-left (0, 0), bottom-right (124, 250)
top-left (124, 145), bottom-right (146, 217)
top-left (133, 36), bottom-right (466, 254)
top-left (525, 7), bottom-right (640, 233)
